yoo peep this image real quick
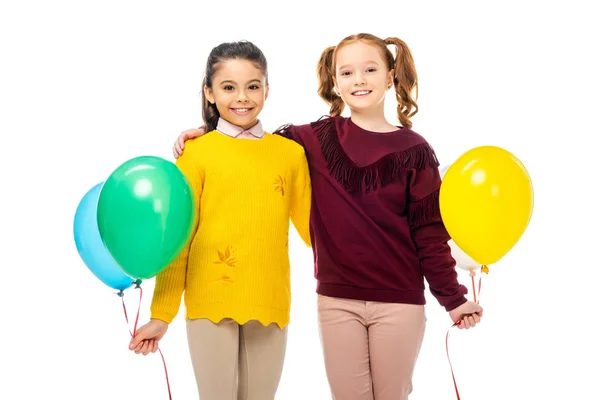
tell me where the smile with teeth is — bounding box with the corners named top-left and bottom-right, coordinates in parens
top-left (351, 90), bottom-right (372, 96)
top-left (231, 107), bottom-right (253, 114)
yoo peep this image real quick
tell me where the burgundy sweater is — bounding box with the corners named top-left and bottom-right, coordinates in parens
top-left (274, 116), bottom-right (467, 312)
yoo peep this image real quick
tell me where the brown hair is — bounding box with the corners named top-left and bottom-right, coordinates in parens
top-left (201, 41), bottom-right (268, 132)
top-left (317, 33), bottom-right (418, 129)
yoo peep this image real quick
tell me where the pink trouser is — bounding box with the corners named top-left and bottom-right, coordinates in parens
top-left (317, 294), bottom-right (426, 400)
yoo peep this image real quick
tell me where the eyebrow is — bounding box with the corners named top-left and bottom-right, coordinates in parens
top-left (338, 60), bottom-right (380, 69)
top-left (219, 79), bottom-right (263, 85)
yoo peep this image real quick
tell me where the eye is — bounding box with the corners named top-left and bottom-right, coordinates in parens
top-left (367, 67), bottom-right (377, 73)
top-left (223, 85), bottom-right (234, 91)
top-left (248, 84), bottom-right (260, 90)
top-left (340, 71), bottom-right (352, 76)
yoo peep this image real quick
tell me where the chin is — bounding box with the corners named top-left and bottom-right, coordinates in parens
top-left (346, 101), bottom-right (378, 112)
top-left (346, 95), bottom-right (384, 112)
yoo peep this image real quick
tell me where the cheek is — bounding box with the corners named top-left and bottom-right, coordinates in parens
top-left (216, 93), bottom-right (234, 104)
top-left (368, 78), bottom-right (387, 92)
top-left (251, 93), bottom-right (266, 104)
top-left (215, 99), bottom-right (228, 110)
top-left (338, 80), bottom-right (352, 93)
top-left (214, 96), bottom-right (233, 112)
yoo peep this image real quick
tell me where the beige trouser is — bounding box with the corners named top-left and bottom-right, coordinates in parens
top-left (186, 318), bottom-right (288, 400)
top-left (317, 295), bottom-right (426, 400)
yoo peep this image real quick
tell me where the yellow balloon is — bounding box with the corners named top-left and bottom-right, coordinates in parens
top-left (440, 146), bottom-right (533, 266)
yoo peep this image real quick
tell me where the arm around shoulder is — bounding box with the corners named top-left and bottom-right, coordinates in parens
top-left (289, 147), bottom-right (312, 247)
top-left (273, 122), bottom-right (313, 148)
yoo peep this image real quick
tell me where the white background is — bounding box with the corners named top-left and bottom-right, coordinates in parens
top-left (1, 1), bottom-right (598, 399)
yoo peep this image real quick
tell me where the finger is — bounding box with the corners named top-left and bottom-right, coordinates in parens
top-left (462, 316), bottom-right (471, 329)
top-left (145, 341), bottom-right (154, 355)
top-left (129, 333), bottom-right (144, 349)
top-left (133, 339), bottom-right (147, 354)
top-left (473, 313), bottom-right (481, 324)
top-left (130, 326), bottom-right (150, 345)
top-left (468, 315), bottom-right (476, 327)
top-left (467, 315), bottom-right (476, 327)
top-left (147, 339), bottom-right (155, 354)
top-left (133, 342), bottom-right (144, 354)
top-left (147, 340), bottom-right (157, 355)
top-left (152, 340), bottom-right (159, 353)
top-left (141, 341), bottom-right (151, 356)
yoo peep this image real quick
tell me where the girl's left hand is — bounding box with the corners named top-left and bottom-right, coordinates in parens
top-left (449, 301), bottom-right (483, 329)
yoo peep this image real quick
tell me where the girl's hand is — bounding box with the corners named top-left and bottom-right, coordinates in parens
top-left (128, 319), bottom-right (169, 355)
top-left (449, 301), bottom-right (483, 329)
top-left (173, 127), bottom-right (206, 158)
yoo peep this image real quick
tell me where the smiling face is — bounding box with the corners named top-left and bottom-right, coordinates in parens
top-left (204, 58), bottom-right (269, 130)
top-left (333, 41), bottom-right (394, 114)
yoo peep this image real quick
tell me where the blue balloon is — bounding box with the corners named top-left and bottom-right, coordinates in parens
top-left (74, 182), bottom-right (133, 291)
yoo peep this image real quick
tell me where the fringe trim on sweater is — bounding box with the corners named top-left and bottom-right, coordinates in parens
top-left (408, 189), bottom-right (443, 228)
top-left (311, 117), bottom-right (439, 193)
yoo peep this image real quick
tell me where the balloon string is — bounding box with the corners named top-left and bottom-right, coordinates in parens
top-left (120, 283), bottom-right (173, 399)
top-left (446, 323), bottom-right (462, 399)
top-left (446, 265), bottom-right (485, 399)
top-left (477, 266), bottom-right (485, 305)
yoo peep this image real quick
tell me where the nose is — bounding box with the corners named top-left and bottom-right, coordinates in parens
top-left (354, 71), bottom-right (366, 86)
top-left (236, 90), bottom-right (249, 103)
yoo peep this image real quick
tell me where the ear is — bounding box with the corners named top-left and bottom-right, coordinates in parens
top-left (204, 86), bottom-right (215, 104)
top-left (387, 69), bottom-right (395, 89)
top-left (333, 79), bottom-right (340, 96)
top-left (264, 85), bottom-right (270, 101)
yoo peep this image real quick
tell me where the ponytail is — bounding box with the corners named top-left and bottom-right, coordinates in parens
top-left (201, 76), bottom-right (220, 132)
top-left (317, 46), bottom-right (345, 117)
top-left (384, 37), bottom-right (418, 129)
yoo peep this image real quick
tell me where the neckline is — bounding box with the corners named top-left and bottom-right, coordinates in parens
top-left (347, 116), bottom-right (404, 136)
top-left (210, 130), bottom-right (273, 144)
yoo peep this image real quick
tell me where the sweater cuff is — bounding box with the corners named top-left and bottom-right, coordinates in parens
top-left (150, 311), bottom-right (175, 324)
top-left (442, 294), bottom-right (468, 312)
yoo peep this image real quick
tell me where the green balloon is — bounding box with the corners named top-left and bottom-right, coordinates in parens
top-left (97, 156), bottom-right (196, 280)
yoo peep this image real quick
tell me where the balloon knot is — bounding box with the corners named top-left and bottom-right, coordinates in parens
top-left (134, 279), bottom-right (142, 288)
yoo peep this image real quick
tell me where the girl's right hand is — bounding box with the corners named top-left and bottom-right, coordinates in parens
top-left (128, 319), bottom-right (169, 355)
top-left (173, 127), bottom-right (206, 158)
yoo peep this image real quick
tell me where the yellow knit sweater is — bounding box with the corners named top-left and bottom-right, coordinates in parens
top-left (150, 131), bottom-right (312, 328)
